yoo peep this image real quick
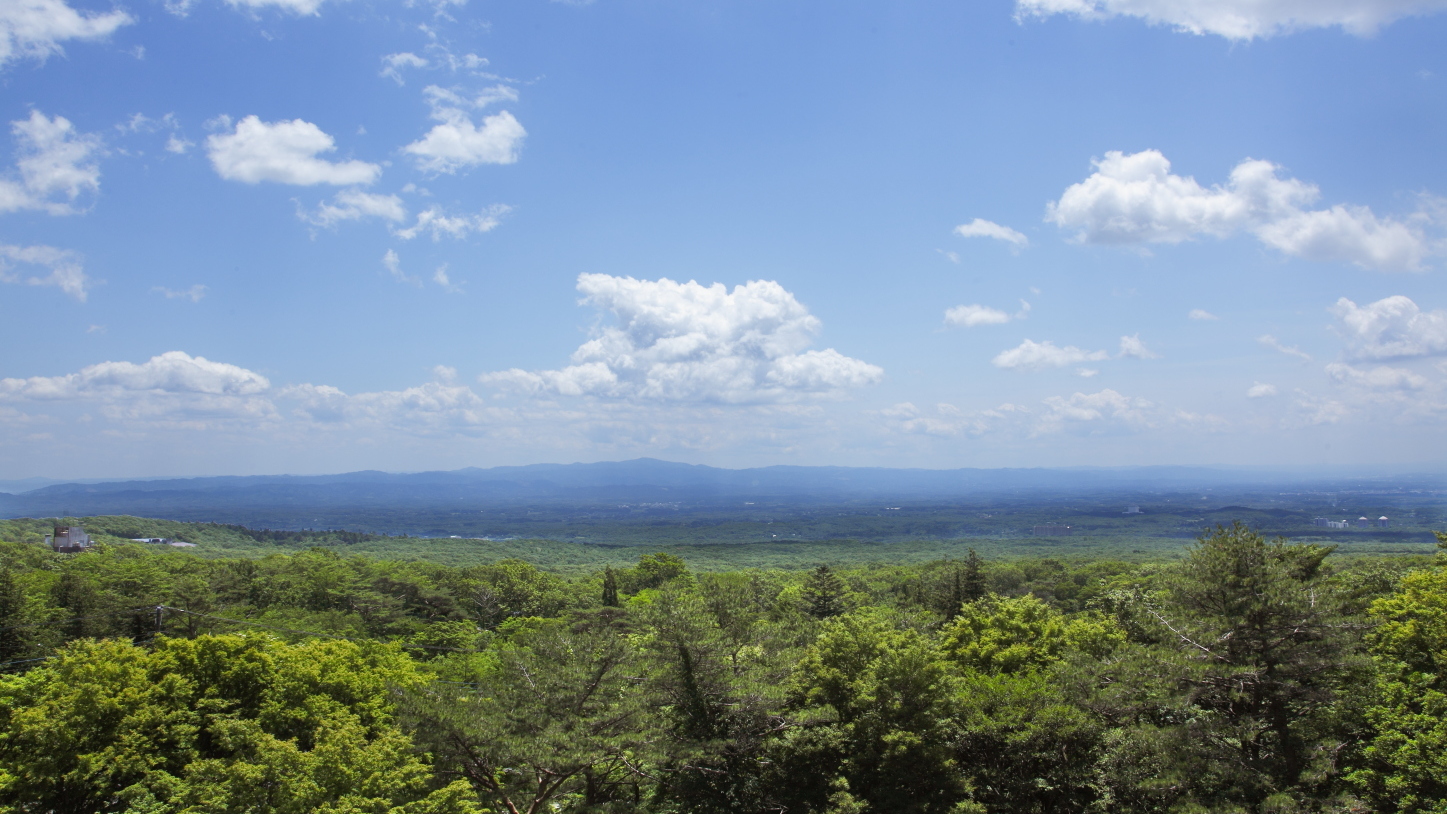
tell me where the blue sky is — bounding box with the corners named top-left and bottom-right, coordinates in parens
top-left (2, 0), bottom-right (1447, 478)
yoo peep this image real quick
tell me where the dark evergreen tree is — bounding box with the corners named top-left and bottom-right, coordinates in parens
top-left (941, 568), bottom-right (966, 621)
top-left (961, 547), bottom-right (986, 602)
top-left (802, 565), bottom-right (846, 619)
top-left (0, 567), bottom-right (27, 662)
top-left (1150, 522), bottom-right (1363, 809)
top-left (602, 566), bottom-right (620, 607)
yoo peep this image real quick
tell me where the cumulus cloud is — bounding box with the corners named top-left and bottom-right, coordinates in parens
top-left (404, 85), bottom-right (526, 174)
top-left (1258, 334), bottom-right (1313, 361)
top-left (0, 243), bottom-right (89, 300)
top-left (1247, 382), bottom-right (1279, 398)
top-left (0, 351), bottom-right (269, 400)
top-left (953, 218), bottom-right (1029, 247)
top-left (992, 339), bottom-right (1110, 371)
top-left (481, 274), bottom-right (883, 403)
top-left (1047, 150), bottom-right (1433, 271)
top-left (1331, 295), bottom-right (1447, 359)
top-left (1015, 0), bottom-right (1447, 40)
top-left (1118, 334), bottom-right (1159, 359)
top-left (1189, 308), bottom-right (1219, 321)
top-left (207, 115), bottom-right (381, 186)
top-left (945, 304), bottom-right (1012, 327)
top-left (1, 0), bottom-right (132, 69)
top-left (0, 111), bottom-right (103, 215)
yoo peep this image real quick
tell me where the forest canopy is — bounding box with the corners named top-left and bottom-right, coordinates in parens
top-left (0, 524), bottom-right (1444, 813)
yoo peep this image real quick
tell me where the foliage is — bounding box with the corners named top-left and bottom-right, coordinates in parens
top-left (940, 593), bottom-right (1124, 674)
top-left (0, 523), bottom-right (1437, 813)
top-left (1348, 532), bottom-right (1447, 814)
top-left (0, 634), bottom-right (475, 813)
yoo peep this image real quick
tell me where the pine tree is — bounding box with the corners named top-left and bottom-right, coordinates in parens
top-left (961, 548), bottom-right (986, 603)
top-left (938, 550), bottom-right (986, 621)
top-left (602, 567), bottom-right (620, 607)
top-left (802, 565), bottom-right (846, 619)
top-left (0, 568), bottom-right (26, 662)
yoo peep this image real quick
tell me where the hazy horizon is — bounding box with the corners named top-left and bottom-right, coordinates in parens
top-left (5, 457), bottom-right (1446, 493)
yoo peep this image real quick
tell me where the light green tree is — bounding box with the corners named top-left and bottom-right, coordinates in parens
top-left (939, 593), bottom-right (1124, 674)
top-left (0, 634), bottom-right (477, 814)
top-left (1349, 532), bottom-right (1447, 813)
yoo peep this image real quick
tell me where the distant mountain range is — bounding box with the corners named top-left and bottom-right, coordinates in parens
top-left (3, 459), bottom-right (1442, 524)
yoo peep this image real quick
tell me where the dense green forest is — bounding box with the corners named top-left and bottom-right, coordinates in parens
top-left (0, 513), bottom-right (1438, 574)
top-left (0, 524), bottom-right (1445, 813)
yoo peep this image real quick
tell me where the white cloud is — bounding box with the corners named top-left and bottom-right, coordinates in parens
top-left (284, 380), bottom-right (501, 433)
top-left (945, 304), bottom-right (1012, 327)
top-left (1247, 382), bottom-right (1278, 398)
top-left (880, 401), bottom-right (1031, 437)
top-left (1077, 367), bottom-right (1099, 377)
top-left (1258, 334), bottom-right (1313, 361)
top-left (1047, 150), bottom-right (1433, 271)
top-left (1325, 362), bottom-right (1429, 391)
top-left (1189, 308), bottom-right (1219, 321)
top-left (153, 284), bottom-right (207, 302)
top-left (1015, 0), bottom-right (1447, 40)
top-left (0, 111), bottom-right (103, 215)
top-left (480, 274), bottom-right (883, 403)
top-left (0, 351), bottom-right (269, 400)
top-left (1289, 390), bottom-right (1353, 426)
top-left (207, 115), bottom-right (381, 186)
top-left (1255, 204), bottom-right (1432, 271)
top-left (1331, 295), bottom-right (1447, 359)
top-left (381, 52), bottom-right (428, 84)
top-left (300, 191), bottom-right (509, 241)
top-left (0, 0), bottom-right (132, 69)
top-left (432, 264), bottom-right (461, 293)
top-left (1118, 333), bottom-right (1159, 359)
top-left (117, 112), bottom-right (167, 134)
top-left (304, 189), bottom-right (407, 227)
top-left (0, 243), bottom-right (89, 300)
top-left (0, 352), bottom-right (281, 428)
top-left (953, 218), bottom-right (1029, 247)
top-left (992, 339), bottom-right (1110, 371)
top-left (381, 249), bottom-right (419, 285)
top-left (1037, 388), bottom-right (1154, 434)
top-left (394, 203), bottom-right (510, 240)
top-left (224, 0), bottom-right (332, 16)
top-left (164, 135), bottom-right (194, 154)
top-left (404, 84), bottom-right (526, 174)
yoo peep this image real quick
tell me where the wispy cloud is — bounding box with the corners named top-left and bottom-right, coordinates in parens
top-left (1258, 334), bottom-right (1313, 361)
